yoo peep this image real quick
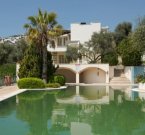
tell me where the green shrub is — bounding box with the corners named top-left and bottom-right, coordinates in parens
top-left (49, 75), bottom-right (65, 86)
top-left (136, 74), bottom-right (145, 83)
top-left (17, 78), bottom-right (45, 89)
top-left (102, 52), bottom-right (118, 66)
top-left (46, 83), bottom-right (60, 88)
top-left (0, 63), bottom-right (16, 78)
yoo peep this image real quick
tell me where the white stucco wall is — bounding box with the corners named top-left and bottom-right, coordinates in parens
top-left (71, 22), bottom-right (101, 44)
top-left (55, 68), bottom-right (76, 83)
top-left (124, 66), bottom-right (132, 82)
top-left (16, 63), bottom-right (20, 80)
top-left (59, 64), bottom-right (109, 83)
top-left (109, 66), bottom-right (115, 79)
top-left (80, 68), bottom-right (106, 83)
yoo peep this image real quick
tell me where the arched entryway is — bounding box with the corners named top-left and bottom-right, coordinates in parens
top-left (55, 68), bottom-right (76, 83)
top-left (79, 67), bottom-right (106, 83)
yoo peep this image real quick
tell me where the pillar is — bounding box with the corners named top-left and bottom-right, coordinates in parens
top-left (76, 73), bottom-right (79, 83)
top-left (106, 71), bottom-right (109, 83)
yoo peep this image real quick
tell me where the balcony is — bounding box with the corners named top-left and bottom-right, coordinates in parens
top-left (47, 46), bottom-right (67, 52)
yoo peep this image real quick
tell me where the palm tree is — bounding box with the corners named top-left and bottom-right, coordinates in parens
top-left (24, 9), bottom-right (62, 83)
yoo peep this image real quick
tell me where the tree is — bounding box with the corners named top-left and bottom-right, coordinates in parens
top-left (101, 52), bottom-right (118, 66)
top-left (18, 44), bottom-right (41, 78)
top-left (65, 45), bottom-right (80, 62)
top-left (114, 22), bottom-right (132, 45)
top-left (136, 16), bottom-right (145, 27)
top-left (132, 25), bottom-right (145, 53)
top-left (117, 38), bottom-right (142, 66)
top-left (47, 52), bottom-right (58, 79)
top-left (0, 43), bottom-right (15, 64)
top-left (24, 9), bottom-right (62, 83)
top-left (15, 39), bottom-right (28, 62)
top-left (79, 32), bottom-right (115, 63)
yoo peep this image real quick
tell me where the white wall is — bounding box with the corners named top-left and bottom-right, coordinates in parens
top-left (124, 66), bottom-right (132, 82)
top-left (109, 66), bottom-right (115, 79)
top-left (55, 69), bottom-right (76, 83)
top-left (16, 63), bottom-right (20, 80)
top-left (80, 68), bottom-right (106, 83)
top-left (71, 23), bottom-right (101, 44)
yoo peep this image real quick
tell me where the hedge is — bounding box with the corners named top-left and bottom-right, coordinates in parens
top-left (46, 83), bottom-right (60, 88)
top-left (49, 75), bottom-right (65, 86)
top-left (17, 78), bottom-right (45, 89)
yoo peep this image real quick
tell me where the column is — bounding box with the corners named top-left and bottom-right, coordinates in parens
top-left (106, 71), bottom-right (109, 83)
top-left (76, 73), bottom-right (79, 83)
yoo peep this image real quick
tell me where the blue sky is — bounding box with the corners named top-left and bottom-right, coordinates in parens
top-left (0, 0), bottom-right (145, 37)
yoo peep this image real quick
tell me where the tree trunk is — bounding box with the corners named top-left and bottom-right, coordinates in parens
top-left (42, 38), bottom-right (48, 83)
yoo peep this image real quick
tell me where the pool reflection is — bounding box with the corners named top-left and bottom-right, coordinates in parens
top-left (1, 86), bottom-right (145, 135)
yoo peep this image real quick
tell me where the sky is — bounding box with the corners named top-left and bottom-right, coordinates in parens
top-left (0, 0), bottom-right (145, 37)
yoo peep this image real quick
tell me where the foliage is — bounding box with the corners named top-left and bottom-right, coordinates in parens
top-left (18, 43), bottom-right (58, 81)
top-left (65, 45), bottom-right (80, 62)
top-left (117, 38), bottom-right (142, 66)
top-left (101, 52), bottom-right (118, 66)
top-left (132, 25), bottom-right (145, 53)
top-left (0, 63), bottom-right (16, 78)
top-left (47, 52), bottom-right (58, 81)
top-left (114, 22), bottom-right (132, 45)
top-left (79, 32), bottom-right (115, 63)
top-left (136, 16), bottom-right (145, 27)
top-left (136, 74), bottom-right (145, 83)
top-left (49, 75), bottom-right (65, 86)
top-left (45, 83), bottom-right (60, 88)
top-left (18, 44), bottom-right (41, 78)
top-left (0, 39), bottom-right (28, 65)
top-left (24, 9), bottom-right (62, 83)
top-left (15, 39), bottom-right (28, 62)
top-left (17, 77), bottom-right (45, 89)
top-left (0, 43), bottom-right (15, 64)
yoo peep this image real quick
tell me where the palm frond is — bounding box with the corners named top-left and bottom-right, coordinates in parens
top-left (28, 16), bottom-right (37, 26)
top-left (48, 12), bottom-right (57, 23)
top-left (24, 24), bottom-right (30, 29)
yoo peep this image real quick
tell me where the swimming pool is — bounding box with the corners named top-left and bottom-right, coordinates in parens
top-left (0, 85), bottom-right (145, 135)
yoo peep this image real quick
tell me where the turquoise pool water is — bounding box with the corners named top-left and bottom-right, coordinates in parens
top-left (0, 86), bottom-right (145, 135)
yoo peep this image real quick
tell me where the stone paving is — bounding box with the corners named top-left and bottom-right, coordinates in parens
top-left (0, 84), bottom-right (26, 102)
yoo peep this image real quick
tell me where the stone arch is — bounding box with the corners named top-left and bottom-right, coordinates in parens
top-left (55, 67), bottom-right (76, 83)
top-left (79, 67), bottom-right (106, 83)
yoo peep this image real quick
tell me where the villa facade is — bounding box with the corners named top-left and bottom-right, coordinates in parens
top-left (47, 22), bottom-right (110, 84)
top-left (48, 22), bottom-right (109, 65)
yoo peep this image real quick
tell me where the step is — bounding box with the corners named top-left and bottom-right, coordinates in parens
top-left (110, 77), bottom-right (131, 84)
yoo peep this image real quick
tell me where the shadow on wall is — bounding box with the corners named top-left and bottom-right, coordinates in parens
top-left (55, 68), bottom-right (76, 83)
top-left (80, 68), bottom-right (106, 84)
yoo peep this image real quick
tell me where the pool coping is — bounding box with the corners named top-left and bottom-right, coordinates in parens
top-left (131, 88), bottom-right (145, 93)
top-left (66, 83), bottom-right (138, 86)
top-left (27, 86), bottom-right (67, 90)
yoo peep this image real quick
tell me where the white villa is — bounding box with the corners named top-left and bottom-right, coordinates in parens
top-left (48, 22), bottom-right (111, 84)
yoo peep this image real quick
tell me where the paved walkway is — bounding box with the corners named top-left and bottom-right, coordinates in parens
top-left (0, 84), bottom-right (26, 102)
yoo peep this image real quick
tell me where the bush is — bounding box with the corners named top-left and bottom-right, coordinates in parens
top-left (102, 52), bottom-right (118, 66)
top-left (136, 74), bottom-right (145, 83)
top-left (17, 78), bottom-right (45, 89)
top-left (0, 63), bottom-right (16, 78)
top-left (46, 83), bottom-right (60, 88)
top-left (49, 75), bottom-right (65, 86)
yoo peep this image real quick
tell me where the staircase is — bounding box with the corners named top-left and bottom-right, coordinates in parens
top-left (110, 74), bottom-right (131, 84)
